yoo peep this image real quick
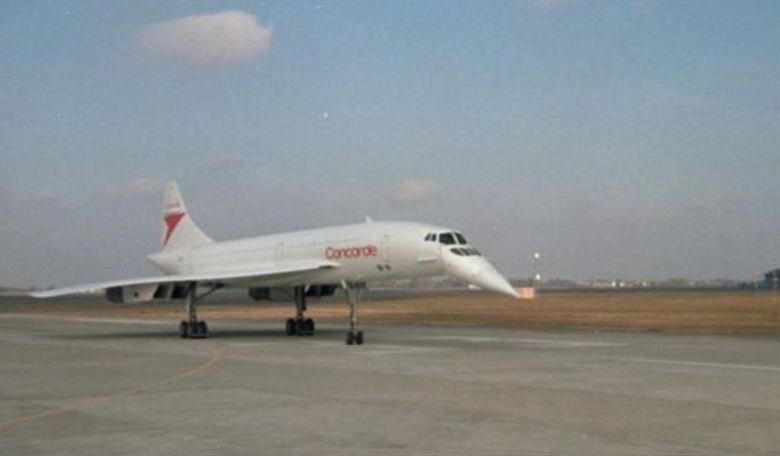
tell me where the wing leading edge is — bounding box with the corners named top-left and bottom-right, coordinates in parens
top-left (30, 260), bottom-right (339, 298)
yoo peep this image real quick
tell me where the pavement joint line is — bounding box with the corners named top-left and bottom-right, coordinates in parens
top-left (347, 345), bottom-right (452, 355)
top-left (54, 317), bottom-right (172, 325)
top-left (0, 342), bottom-right (220, 430)
top-left (0, 314), bottom-right (173, 325)
top-left (422, 335), bottom-right (624, 347)
top-left (624, 357), bottom-right (780, 373)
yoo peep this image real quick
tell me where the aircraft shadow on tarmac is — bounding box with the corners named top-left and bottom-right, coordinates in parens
top-left (53, 327), bottom-right (346, 340)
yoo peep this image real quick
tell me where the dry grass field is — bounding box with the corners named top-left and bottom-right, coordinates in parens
top-left (3, 290), bottom-right (779, 334)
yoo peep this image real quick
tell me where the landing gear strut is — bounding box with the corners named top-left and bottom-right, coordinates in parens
top-left (179, 282), bottom-right (219, 339)
top-left (285, 286), bottom-right (315, 336)
top-left (343, 282), bottom-right (366, 345)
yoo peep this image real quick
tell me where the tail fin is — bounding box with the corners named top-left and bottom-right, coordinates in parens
top-left (161, 182), bottom-right (213, 250)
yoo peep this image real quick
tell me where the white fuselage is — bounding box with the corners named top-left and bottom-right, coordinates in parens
top-left (31, 181), bottom-right (520, 308)
top-left (147, 221), bottom-right (517, 296)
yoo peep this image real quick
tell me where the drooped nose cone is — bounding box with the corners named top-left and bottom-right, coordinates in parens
top-left (472, 264), bottom-right (520, 298)
top-left (446, 255), bottom-right (520, 299)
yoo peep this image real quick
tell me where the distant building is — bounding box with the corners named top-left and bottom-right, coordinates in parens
top-left (764, 269), bottom-right (780, 289)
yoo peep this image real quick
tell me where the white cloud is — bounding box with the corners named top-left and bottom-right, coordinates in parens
top-left (106, 178), bottom-right (161, 200)
top-left (391, 178), bottom-right (442, 203)
top-left (137, 10), bottom-right (273, 69)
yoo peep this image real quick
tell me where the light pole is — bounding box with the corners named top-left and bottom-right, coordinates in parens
top-left (532, 252), bottom-right (541, 291)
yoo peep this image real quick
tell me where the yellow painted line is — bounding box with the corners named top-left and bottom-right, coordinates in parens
top-left (0, 343), bottom-right (220, 430)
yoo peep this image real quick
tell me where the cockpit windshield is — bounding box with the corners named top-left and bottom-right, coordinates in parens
top-left (438, 232), bottom-right (456, 245)
top-left (425, 231), bottom-right (472, 247)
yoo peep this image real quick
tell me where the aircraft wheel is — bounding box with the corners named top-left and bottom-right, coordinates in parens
top-left (346, 332), bottom-right (355, 345)
top-left (285, 318), bottom-right (295, 336)
top-left (179, 321), bottom-right (189, 338)
top-left (198, 321), bottom-right (208, 336)
top-left (304, 318), bottom-right (315, 335)
top-left (355, 331), bottom-right (364, 345)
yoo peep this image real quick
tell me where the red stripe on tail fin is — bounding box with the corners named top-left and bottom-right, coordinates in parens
top-left (163, 212), bottom-right (185, 246)
top-left (160, 182), bottom-right (213, 250)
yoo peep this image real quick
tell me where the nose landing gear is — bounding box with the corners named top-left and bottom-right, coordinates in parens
top-left (343, 282), bottom-right (366, 345)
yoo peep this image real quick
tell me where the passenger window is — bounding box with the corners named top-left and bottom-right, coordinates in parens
top-left (439, 233), bottom-right (455, 245)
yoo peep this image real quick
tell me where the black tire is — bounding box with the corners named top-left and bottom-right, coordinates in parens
top-left (285, 318), bottom-right (295, 336)
top-left (346, 332), bottom-right (355, 345)
top-left (198, 321), bottom-right (208, 335)
top-left (179, 321), bottom-right (189, 338)
top-left (304, 318), bottom-right (315, 335)
top-left (356, 331), bottom-right (364, 345)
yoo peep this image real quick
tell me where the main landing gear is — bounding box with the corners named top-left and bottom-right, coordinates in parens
top-left (282, 283), bottom-right (367, 344)
top-left (285, 286), bottom-right (315, 336)
top-left (343, 282), bottom-right (366, 345)
top-left (179, 282), bottom-right (219, 339)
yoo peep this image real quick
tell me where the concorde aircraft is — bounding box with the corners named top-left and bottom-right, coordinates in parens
top-left (33, 182), bottom-right (519, 344)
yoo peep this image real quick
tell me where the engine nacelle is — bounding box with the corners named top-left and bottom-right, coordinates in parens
top-left (248, 285), bottom-right (338, 301)
top-left (106, 284), bottom-right (158, 303)
top-left (304, 284), bottom-right (338, 298)
top-left (247, 287), bottom-right (293, 301)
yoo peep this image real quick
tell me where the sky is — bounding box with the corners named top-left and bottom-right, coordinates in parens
top-left (1, 0), bottom-right (779, 287)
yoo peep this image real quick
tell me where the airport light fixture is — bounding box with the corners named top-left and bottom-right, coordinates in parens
top-left (532, 252), bottom-right (541, 290)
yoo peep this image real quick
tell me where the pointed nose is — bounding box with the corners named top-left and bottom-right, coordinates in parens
top-left (473, 265), bottom-right (520, 298)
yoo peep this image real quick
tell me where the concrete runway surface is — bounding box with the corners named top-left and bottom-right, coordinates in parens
top-left (0, 314), bottom-right (778, 455)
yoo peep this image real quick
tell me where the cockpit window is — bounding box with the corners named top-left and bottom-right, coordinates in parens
top-left (439, 232), bottom-right (456, 245)
top-left (450, 247), bottom-right (482, 257)
top-left (439, 232), bottom-right (479, 253)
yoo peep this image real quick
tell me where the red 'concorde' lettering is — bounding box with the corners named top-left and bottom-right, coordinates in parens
top-left (325, 244), bottom-right (378, 260)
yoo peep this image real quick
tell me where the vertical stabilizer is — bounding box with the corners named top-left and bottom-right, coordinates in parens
top-left (162, 182), bottom-right (213, 250)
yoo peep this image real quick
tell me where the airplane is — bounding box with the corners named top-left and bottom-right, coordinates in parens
top-left (32, 182), bottom-right (519, 345)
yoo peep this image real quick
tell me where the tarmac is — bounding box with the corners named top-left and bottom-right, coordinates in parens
top-left (0, 313), bottom-right (778, 455)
